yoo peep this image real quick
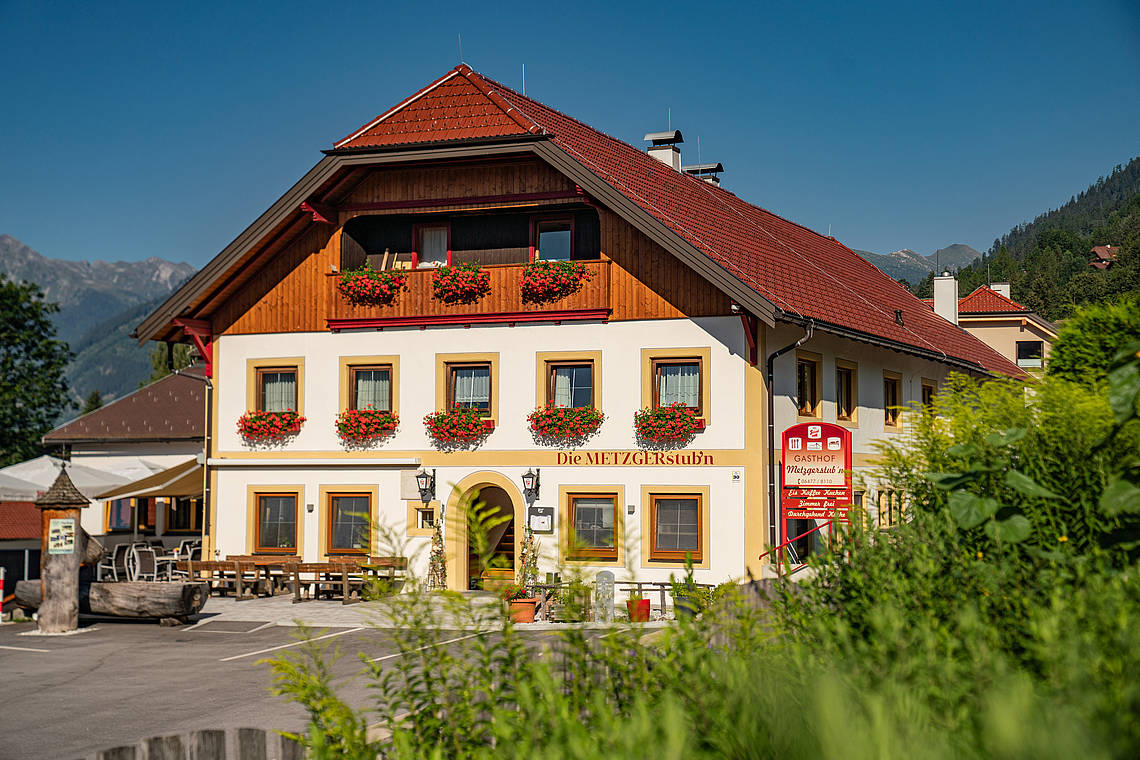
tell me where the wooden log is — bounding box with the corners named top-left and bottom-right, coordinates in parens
top-left (14, 580), bottom-right (209, 619)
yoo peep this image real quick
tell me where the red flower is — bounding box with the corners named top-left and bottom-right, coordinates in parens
top-left (519, 260), bottom-right (590, 304)
top-left (424, 408), bottom-right (491, 445)
top-left (432, 262), bottom-right (491, 305)
top-left (335, 409), bottom-right (399, 441)
top-left (337, 267), bottom-right (408, 307)
top-left (633, 403), bottom-right (700, 444)
top-left (238, 410), bottom-right (305, 441)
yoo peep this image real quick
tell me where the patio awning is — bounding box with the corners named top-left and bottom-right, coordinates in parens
top-left (95, 458), bottom-right (202, 500)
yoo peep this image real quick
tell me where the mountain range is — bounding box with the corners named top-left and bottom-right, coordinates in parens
top-left (853, 244), bottom-right (982, 285)
top-left (0, 234), bottom-right (196, 408)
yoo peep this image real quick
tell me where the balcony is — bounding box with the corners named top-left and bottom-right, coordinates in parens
top-left (326, 259), bottom-right (612, 331)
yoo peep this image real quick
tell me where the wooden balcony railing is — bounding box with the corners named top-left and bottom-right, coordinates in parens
top-left (326, 259), bottom-right (612, 330)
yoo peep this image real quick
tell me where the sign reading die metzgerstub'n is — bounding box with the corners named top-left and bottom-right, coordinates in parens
top-left (781, 422), bottom-right (853, 525)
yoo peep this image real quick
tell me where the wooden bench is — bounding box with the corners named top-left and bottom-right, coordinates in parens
top-left (174, 560), bottom-right (244, 597)
top-left (224, 555), bottom-right (295, 596)
top-left (287, 556), bottom-right (408, 605)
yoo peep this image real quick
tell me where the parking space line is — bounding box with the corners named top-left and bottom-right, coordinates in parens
top-left (367, 632), bottom-right (484, 663)
top-left (0, 644), bottom-right (51, 653)
top-left (248, 621), bottom-right (276, 633)
top-left (220, 626), bottom-right (365, 662)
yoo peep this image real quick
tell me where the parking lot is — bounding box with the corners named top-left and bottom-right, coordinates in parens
top-left (0, 598), bottom-right (632, 760)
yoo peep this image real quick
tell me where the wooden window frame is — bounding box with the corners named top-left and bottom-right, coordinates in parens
top-left (529, 214), bottom-right (576, 262)
top-left (566, 493), bottom-right (620, 561)
top-left (254, 492), bottom-right (299, 554)
top-left (446, 361), bottom-right (493, 417)
top-left (349, 364), bottom-right (394, 411)
top-left (255, 366), bottom-right (299, 412)
top-left (921, 378), bottom-right (937, 408)
top-left (647, 493), bottom-right (704, 563)
top-left (105, 498), bottom-right (135, 533)
top-left (412, 222), bottom-right (451, 268)
top-left (883, 371), bottom-right (902, 429)
top-left (246, 357), bottom-right (305, 417)
top-left (536, 351), bottom-right (603, 409)
top-left (435, 353), bottom-right (499, 423)
top-left (546, 360), bottom-right (596, 409)
top-left (327, 492), bottom-right (374, 556)
top-left (795, 351), bottom-right (822, 419)
top-left (164, 497), bottom-right (202, 534)
top-left (651, 357), bottom-right (704, 416)
top-left (407, 500), bottom-right (440, 537)
top-left (338, 355), bottom-right (399, 416)
top-left (835, 359), bottom-right (858, 425)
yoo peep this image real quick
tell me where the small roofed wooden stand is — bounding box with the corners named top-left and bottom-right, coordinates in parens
top-left (34, 467), bottom-right (90, 633)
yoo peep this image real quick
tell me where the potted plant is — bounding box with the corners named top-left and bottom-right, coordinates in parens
top-left (424, 408), bottom-right (492, 447)
top-left (633, 402), bottom-right (703, 444)
top-left (336, 266), bottom-right (408, 307)
top-left (501, 582), bottom-right (537, 623)
top-left (519, 259), bottom-right (591, 303)
top-left (335, 408), bottom-right (399, 442)
top-left (432, 261), bottom-right (491, 305)
top-left (237, 410), bottom-right (306, 441)
top-left (626, 589), bottom-right (651, 623)
top-left (527, 404), bottom-right (604, 444)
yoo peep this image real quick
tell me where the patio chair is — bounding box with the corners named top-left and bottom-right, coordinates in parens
top-left (170, 546), bottom-right (202, 579)
top-left (97, 543), bottom-right (131, 582)
top-left (131, 545), bottom-right (162, 581)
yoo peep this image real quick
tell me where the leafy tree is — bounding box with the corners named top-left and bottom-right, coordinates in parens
top-left (0, 274), bottom-right (71, 465)
top-left (143, 341), bottom-right (191, 386)
top-left (80, 389), bottom-right (104, 415)
top-left (1048, 295), bottom-right (1140, 383)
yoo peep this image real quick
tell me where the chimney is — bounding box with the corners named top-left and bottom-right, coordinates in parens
top-left (990, 282), bottom-right (1011, 299)
top-left (683, 162), bottom-right (724, 186)
top-left (644, 130), bottom-right (683, 171)
top-left (933, 271), bottom-right (958, 325)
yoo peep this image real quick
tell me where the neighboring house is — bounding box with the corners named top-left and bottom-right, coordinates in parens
top-left (39, 367), bottom-right (207, 543)
top-left (1089, 245), bottom-right (1119, 270)
top-left (134, 65), bottom-right (1021, 587)
top-left (0, 471), bottom-right (44, 584)
top-left (928, 277), bottom-right (1058, 370)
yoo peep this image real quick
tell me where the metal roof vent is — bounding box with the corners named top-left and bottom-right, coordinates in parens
top-left (895, 309), bottom-right (904, 326)
top-left (682, 162), bottom-right (724, 186)
top-left (644, 130), bottom-right (683, 171)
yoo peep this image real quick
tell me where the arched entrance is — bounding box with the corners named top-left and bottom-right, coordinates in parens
top-left (444, 472), bottom-right (526, 592)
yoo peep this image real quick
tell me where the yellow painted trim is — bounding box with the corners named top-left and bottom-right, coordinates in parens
top-left (443, 470), bottom-right (526, 591)
top-left (558, 484), bottom-right (625, 568)
top-left (244, 484), bottom-right (305, 556)
top-left (338, 354), bottom-right (400, 414)
top-left (744, 332), bottom-right (767, 576)
top-left (640, 346), bottom-right (713, 424)
top-left (835, 357), bottom-right (859, 427)
top-left (435, 352), bottom-right (500, 422)
top-left (534, 350), bottom-right (603, 408)
top-left (639, 484), bottom-right (711, 569)
top-left (209, 448), bottom-right (754, 465)
top-left (245, 356), bottom-right (306, 415)
top-left (406, 499), bottom-right (440, 537)
top-left (317, 484), bottom-right (379, 558)
top-left (795, 350), bottom-right (823, 420)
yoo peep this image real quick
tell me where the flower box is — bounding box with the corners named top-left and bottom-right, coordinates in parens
top-left (424, 408), bottom-right (492, 445)
top-left (336, 267), bottom-right (408, 307)
top-left (519, 260), bottom-right (591, 304)
top-left (335, 408), bottom-right (399, 442)
top-left (237, 410), bottom-right (305, 441)
top-left (633, 403), bottom-right (702, 444)
top-left (527, 405), bottom-right (604, 444)
top-left (432, 262), bottom-right (491, 305)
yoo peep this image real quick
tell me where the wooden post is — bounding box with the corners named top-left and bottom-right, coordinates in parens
top-left (34, 468), bottom-right (91, 634)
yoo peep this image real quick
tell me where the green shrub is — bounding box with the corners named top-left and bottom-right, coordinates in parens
top-left (1048, 294), bottom-right (1140, 383)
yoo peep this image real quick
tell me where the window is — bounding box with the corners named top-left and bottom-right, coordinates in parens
top-left (653, 359), bottom-right (702, 412)
top-left (534, 220), bottom-right (572, 261)
top-left (258, 367), bottom-right (298, 412)
top-left (407, 500), bottom-right (439, 537)
top-left (448, 363), bottom-right (492, 415)
top-left (921, 379), bottom-right (937, 408)
top-left (796, 356), bottom-right (821, 417)
top-left (329, 494), bottom-right (372, 554)
top-left (649, 494), bottom-right (702, 562)
top-left (416, 224), bottom-right (449, 268)
top-left (106, 499), bottom-right (133, 532)
top-left (350, 365), bottom-right (392, 411)
top-left (416, 508), bottom-right (435, 529)
top-left (879, 491), bottom-right (903, 529)
top-left (836, 360), bottom-right (857, 422)
top-left (256, 494), bottom-right (297, 552)
top-left (567, 494), bottom-right (618, 560)
top-left (548, 362), bottom-right (594, 408)
top-left (883, 372), bottom-right (902, 428)
top-left (1016, 341), bottom-right (1044, 369)
top-left (165, 498), bottom-right (202, 533)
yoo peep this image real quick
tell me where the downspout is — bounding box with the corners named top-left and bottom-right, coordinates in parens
top-left (170, 346), bottom-right (212, 558)
top-left (766, 320), bottom-right (814, 550)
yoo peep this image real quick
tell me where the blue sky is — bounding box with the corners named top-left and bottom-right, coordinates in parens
top-left (1, 0), bottom-right (1137, 267)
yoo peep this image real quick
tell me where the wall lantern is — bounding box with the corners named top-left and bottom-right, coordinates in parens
top-left (416, 469), bottom-right (436, 504)
top-left (521, 468), bottom-right (541, 503)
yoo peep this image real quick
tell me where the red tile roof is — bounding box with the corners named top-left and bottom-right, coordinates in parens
top-left (0, 501), bottom-right (40, 540)
top-left (336, 66), bottom-right (1022, 376)
top-left (957, 285), bottom-right (1028, 314)
top-left (43, 367), bottom-right (206, 444)
top-left (1090, 245), bottom-right (1118, 261)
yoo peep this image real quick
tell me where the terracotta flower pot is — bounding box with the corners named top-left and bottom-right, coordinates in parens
top-left (508, 598), bottom-right (537, 623)
top-left (626, 598), bottom-right (651, 622)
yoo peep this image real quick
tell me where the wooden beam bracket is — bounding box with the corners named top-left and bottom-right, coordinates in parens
top-left (301, 200), bottom-right (338, 225)
top-left (173, 317), bottom-right (214, 377)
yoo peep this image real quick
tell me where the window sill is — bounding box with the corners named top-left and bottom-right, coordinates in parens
top-left (695, 418), bottom-right (706, 431)
top-left (482, 419), bottom-right (496, 431)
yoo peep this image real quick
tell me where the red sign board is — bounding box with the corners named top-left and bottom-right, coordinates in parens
top-left (781, 422), bottom-right (853, 539)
